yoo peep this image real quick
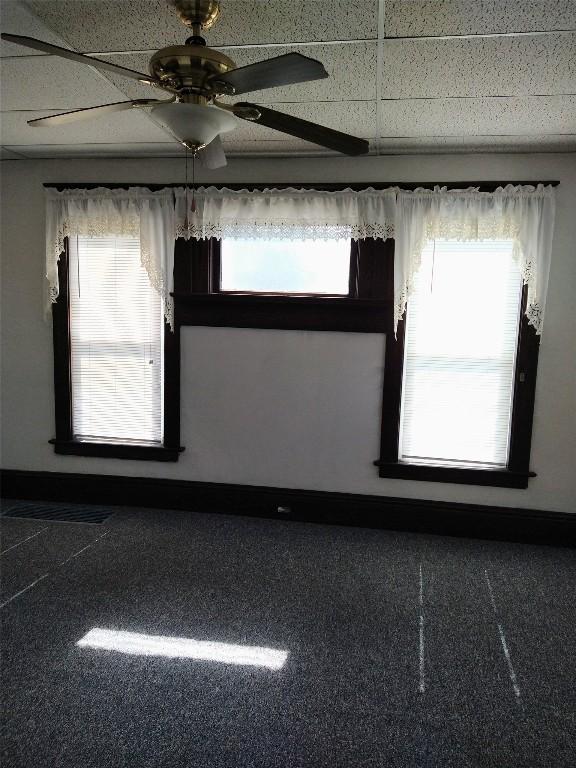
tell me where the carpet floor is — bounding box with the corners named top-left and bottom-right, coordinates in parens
top-left (1, 502), bottom-right (575, 767)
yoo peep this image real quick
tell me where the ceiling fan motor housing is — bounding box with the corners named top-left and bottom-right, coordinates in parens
top-left (149, 45), bottom-right (236, 95)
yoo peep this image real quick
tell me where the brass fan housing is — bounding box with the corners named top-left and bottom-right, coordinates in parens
top-left (168, 0), bottom-right (221, 30)
top-left (149, 45), bottom-right (236, 95)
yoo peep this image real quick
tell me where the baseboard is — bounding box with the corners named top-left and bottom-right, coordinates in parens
top-left (1, 469), bottom-right (574, 546)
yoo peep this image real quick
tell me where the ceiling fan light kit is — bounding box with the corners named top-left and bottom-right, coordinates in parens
top-left (1, 0), bottom-right (369, 165)
top-left (151, 101), bottom-right (237, 150)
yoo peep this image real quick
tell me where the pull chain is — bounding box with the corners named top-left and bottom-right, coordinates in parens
top-left (191, 152), bottom-right (196, 213)
top-left (184, 145), bottom-right (189, 232)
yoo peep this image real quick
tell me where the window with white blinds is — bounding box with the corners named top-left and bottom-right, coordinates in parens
top-left (68, 235), bottom-right (163, 445)
top-left (399, 240), bottom-right (522, 468)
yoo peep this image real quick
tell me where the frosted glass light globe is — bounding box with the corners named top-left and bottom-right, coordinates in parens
top-left (150, 102), bottom-right (237, 147)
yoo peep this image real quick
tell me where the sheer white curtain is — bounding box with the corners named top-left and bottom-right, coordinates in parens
top-left (394, 184), bottom-right (556, 335)
top-left (172, 186), bottom-right (398, 241)
top-left (46, 184), bottom-right (556, 336)
top-left (45, 187), bottom-right (175, 328)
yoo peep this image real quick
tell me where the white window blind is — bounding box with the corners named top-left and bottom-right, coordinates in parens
top-left (69, 235), bottom-right (163, 445)
top-left (220, 238), bottom-right (350, 294)
top-left (399, 240), bottom-right (522, 468)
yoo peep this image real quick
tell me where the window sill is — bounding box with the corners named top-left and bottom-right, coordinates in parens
top-left (374, 460), bottom-right (536, 489)
top-left (49, 439), bottom-right (184, 462)
top-left (173, 293), bottom-right (390, 333)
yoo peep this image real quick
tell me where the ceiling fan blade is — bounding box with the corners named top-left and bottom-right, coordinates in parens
top-left (215, 52), bottom-right (328, 95)
top-left (199, 135), bottom-right (227, 169)
top-left (1, 34), bottom-right (159, 85)
top-left (233, 102), bottom-right (369, 156)
top-left (27, 99), bottom-right (170, 127)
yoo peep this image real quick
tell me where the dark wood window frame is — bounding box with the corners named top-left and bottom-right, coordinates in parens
top-left (47, 180), bottom-right (554, 475)
top-left (375, 285), bottom-right (540, 489)
top-left (173, 236), bottom-right (394, 333)
top-left (51, 239), bottom-right (184, 461)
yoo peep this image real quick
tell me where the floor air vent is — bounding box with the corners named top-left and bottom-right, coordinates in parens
top-left (1, 500), bottom-right (113, 524)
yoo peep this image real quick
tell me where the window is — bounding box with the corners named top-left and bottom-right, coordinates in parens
top-left (220, 238), bottom-right (351, 295)
top-left (68, 235), bottom-right (163, 445)
top-left (51, 236), bottom-right (182, 461)
top-left (377, 239), bottom-right (540, 488)
top-left (174, 237), bottom-right (393, 333)
top-left (400, 240), bottom-right (521, 468)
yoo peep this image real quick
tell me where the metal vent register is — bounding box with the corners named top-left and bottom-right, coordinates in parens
top-left (1, 500), bottom-right (113, 524)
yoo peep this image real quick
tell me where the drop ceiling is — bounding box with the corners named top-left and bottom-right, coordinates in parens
top-left (1, 0), bottom-right (575, 160)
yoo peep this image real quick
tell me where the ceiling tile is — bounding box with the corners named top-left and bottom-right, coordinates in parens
top-left (215, 0), bottom-right (378, 46)
top-left (27, 1), bottom-right (377, 53)
top-left (0, 0), bottom-right (69, 57)
top-left (452, 134), bottom-right (576, 151)
top-left (101, 42), bottom-right (377, 104)
top-left (7, 1), bottom-right (573, 158)
top-left (76, 52), bottom-right (163, 101)
top-left (228, 100), bottom-right (376, 142)
top-left (2, 141), bottom-right (184, 158)
top-left (385, 0), bottom-right (576, 37)
top-left (215, 42), bottom-right (377, 103)
top-left (0, 146), bottom-right (26, 159)
top-left (381, 33), bottom-right (576, 99)
top-left (0, 56), bottom-right (127, 110)
top-left (2, 137), bottom-right (365, 158)
top-left (379, 96), bottom-right (576, 137)
top-left (377, 134), bottom-right (576, 154)
top-left (221, 137), bottom-right (347, 155)
top-left (0, 108), bottom-right (172, 144)
top-left (7, 133), bottom-right (574, 159)
top-left (1, 100), bottom-right (374, 152)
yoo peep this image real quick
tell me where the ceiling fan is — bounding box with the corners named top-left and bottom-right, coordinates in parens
top-left (2, 0), bottom-right (369, 168)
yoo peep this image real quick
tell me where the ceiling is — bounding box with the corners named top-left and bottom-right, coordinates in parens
top-left (1, 0), bottom-right (575, 160)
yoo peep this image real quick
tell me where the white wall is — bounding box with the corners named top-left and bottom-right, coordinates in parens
top-left (1, 153), bottom-right (575, 513)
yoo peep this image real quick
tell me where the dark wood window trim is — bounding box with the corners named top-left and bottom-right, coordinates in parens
top-left (47, 181), bottom-right (552, 474)
top-left (51, 239), bottom-right (184, 461)
top-left (173, 237), bottom-right (394, 333)
top-left (375, 286), bottom-right (539, 489)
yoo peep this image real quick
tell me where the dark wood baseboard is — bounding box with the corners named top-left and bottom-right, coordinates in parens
top-left (1, 469), bottom-right (574, 546)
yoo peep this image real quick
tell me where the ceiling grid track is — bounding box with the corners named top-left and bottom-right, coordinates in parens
top-left (374, 0), bottom-right (386, 155)
top-left (6, 26), bottom-right (573, 60)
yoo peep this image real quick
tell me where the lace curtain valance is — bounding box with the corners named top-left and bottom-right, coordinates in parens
top-left (394, 184), bottom-right (556, 335)
top-left (45, 187), bottom-right (175, 327)
top-left (173, 186), bottom-right (397, 241)
top-left (46, 183), bottom-right (556, 336)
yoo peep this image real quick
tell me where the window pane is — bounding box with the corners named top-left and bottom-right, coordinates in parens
top-left (220, 238), bottom-right (350, 294)
top-left (69, 235), bottom-right (163, 444)
top-left (399, 240), bottom-right (521, 468)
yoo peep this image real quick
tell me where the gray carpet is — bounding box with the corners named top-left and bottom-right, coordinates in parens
top-left (1, 503), bottom-right (575, 767)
